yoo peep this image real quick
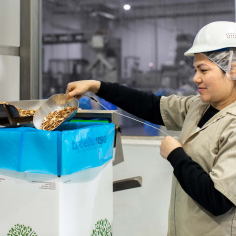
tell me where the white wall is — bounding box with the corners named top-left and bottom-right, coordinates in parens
top-left (113, 139), bottom-right (173, 236)
top-left (0, 0), bottom-right (20, 102)
top-left (0, 56), bottom-right (20, 102)
top-left (0, 0), bottom-right (20, 47)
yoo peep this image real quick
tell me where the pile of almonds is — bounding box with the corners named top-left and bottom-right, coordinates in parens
top-left (17, 108), bottom-right (36, 117)
top-left (0, 102), bottom-right (10, 105)
top-left (1, 101), bottom-right (78, 130)
top-left (0, 101), bottom-right (36, 117)
top-left (40, 106), bottom-right (77, 131)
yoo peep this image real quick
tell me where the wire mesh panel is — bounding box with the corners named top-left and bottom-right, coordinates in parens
top-left (42, 0), bottom-right (235, 136)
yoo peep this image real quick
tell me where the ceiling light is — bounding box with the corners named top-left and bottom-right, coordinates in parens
top-left (124, 4), bottom-right (131, 10)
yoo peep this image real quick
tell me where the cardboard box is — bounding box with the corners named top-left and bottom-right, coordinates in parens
top-left (0, 160), bottom-right (113, 236)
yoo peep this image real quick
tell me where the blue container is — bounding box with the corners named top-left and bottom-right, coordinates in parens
top-left (78, 97), bottom-right (92, 110)
top-left (0, 122), bottom-right (115, 176)
top-left (144, 121), bottom-right (160, 136)
top-left (98, 98), bottom-right (117, 110)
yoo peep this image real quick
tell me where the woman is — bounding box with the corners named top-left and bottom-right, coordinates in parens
top-left (66, 21), bottom-right (236, 235)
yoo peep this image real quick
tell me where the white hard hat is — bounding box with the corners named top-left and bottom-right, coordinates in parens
top-left (184, 21), bottom-right (236, 56)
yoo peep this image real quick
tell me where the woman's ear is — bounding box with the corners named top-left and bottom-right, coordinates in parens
top-left (229, 62), bottom-right (236, 80)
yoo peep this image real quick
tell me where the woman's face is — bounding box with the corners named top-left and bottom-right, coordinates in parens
top-left (193, 53), bottom-right (236, 110)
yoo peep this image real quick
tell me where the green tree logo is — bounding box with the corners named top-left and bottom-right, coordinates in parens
top-left (7, 224), bottom-right (37, 236)
top-left (91, 219), bottom-right (112, 236)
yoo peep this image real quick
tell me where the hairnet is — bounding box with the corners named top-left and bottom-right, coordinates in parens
top-left (201, 48), bottom-right (236, 80)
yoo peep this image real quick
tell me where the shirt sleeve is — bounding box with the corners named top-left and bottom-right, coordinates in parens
top-left (96, 81), bottom-right (164, 125)
top-left (160, 95), bottom-right (197, 131)
top-left (210, 119), bottom-right (236, 206)
top-left (168, 147), bottom-right (234, 216)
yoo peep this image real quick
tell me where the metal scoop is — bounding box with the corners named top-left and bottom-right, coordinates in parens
top-left (33, 94), bottom-right (79, 131)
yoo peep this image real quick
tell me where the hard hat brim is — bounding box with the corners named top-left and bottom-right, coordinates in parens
top-left (184, 45), bottom-right (236, 56)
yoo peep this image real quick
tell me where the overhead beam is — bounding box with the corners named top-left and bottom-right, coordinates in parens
top-left (123, 0), bottom-right (234, 19)
top-left (44, 0), bottom-right (234, 20)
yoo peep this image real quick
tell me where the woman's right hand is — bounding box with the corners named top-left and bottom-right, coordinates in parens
top-left (65, 80), bottom-right (101, 100)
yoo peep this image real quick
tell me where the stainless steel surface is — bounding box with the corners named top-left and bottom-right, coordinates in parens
top-left (113, 176), bottom-right (142, 192)
top-left (20, 0), bottom-right (41, 100)
top-left (113, 131), bottom-right (124, 166)
top-left (113, 176), bottom-right (142, 186)
top-left (33, 94), bottom-right (79, 130)
top-left (1, 100), bottom-right (46, 118)
top-left (112, 112), bottom-right (124, 166)
top-left (0, 46), bottom-right (20, 56)
top-left (0, 100), bottom-right (46, 124)
top-left (8, 100), bottom-right (46, 110)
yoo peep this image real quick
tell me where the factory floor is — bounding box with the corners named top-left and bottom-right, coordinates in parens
top-left (113, 137), bottom-right (174, 235)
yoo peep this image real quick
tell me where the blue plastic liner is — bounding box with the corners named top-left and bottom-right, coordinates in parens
top-left (0, 122), bottom-right (115, 176)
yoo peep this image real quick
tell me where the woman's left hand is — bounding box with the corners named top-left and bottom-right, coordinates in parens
top-left (160, 136), bottom-right (182, 159)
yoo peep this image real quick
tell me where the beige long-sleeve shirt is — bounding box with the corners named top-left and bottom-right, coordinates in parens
top-left (160, 95), bottom-right (236, 236)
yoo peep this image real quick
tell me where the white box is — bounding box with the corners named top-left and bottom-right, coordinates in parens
top-left (0, 160), bottom-right (113, 236)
